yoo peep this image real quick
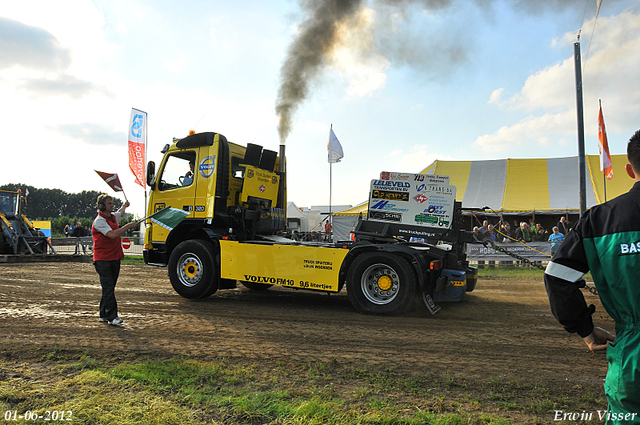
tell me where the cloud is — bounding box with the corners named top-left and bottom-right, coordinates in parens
top-left (329, 8), bottom-right (390, 97)
top-left (15, 74), bottom-right (112, 99)
top-left (474, 10), bottom-right (640, 154)
top-left (386, 144), bottom-right (450, 172)
top-left (50, 122), bottom-right (123, 146)
top-left (0, 17), bottom-right (71, 71)
top-left (473, 112), bottom-right (573, 153)
top-left (0, 13), bottom-right (112, 100)
top-left (487, 88), bottom-right (505, 106)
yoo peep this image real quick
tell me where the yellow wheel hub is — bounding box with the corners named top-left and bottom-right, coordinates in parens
top-left (184, 261), bottom-right (198, 278)
top-left (377, 275), bottom-right (393, 291)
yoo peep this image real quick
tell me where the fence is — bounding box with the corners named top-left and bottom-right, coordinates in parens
top-left (50, 237), bottom-right (143, 256)
top-left (466, 241), bottom-right (552, 267)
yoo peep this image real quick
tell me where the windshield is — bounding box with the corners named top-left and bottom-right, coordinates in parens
top-left (0, 192), bottom-right (18, 215)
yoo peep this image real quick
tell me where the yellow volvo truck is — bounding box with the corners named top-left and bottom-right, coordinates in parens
top-left (144, 131), bottom-right (477, 315)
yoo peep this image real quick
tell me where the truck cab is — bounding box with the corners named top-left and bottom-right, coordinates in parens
top-left (144, 132), bottom-right (285, 266)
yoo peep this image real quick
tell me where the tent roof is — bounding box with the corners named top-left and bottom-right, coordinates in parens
top-left (333, 201), bottom-right (368, 216)
top-left (420, 155), bottom-right (633, 213)
top-left (287, 202), bottom-right (305, 219)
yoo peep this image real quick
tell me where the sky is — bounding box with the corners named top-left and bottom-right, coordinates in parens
top-left (1, 0), bottom-right (640, 218)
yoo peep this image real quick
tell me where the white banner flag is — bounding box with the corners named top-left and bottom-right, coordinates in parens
top-left (128, 108), bottom-right (147, 187)
top-left (327, 128), bottom-right (344, 163)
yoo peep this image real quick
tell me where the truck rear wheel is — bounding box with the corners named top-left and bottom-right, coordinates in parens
top-left (168, 240), bottom-right (218, 299)
top-left (346, 252), bottom-right (416, 315)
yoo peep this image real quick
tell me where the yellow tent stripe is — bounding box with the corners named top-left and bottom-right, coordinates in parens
top-left (502, 158), bottom-right (550, 212)
top-left (586, 154), bottom-right (631, 204)
top-left (422, 160), bottom-right (472, 202)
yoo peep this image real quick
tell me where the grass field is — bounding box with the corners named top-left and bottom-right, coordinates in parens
top-left (3, 349), bottom-right (600, 425)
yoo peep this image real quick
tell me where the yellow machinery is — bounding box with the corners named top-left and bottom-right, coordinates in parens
top-left (0, 189), bottom-right (53, 255)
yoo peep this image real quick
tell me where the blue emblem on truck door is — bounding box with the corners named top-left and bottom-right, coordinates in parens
top-left (199, 156), bottom-right (216, 178)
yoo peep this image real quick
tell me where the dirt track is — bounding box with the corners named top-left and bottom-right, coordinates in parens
top-left (0, 262), bottom-right (613, 419)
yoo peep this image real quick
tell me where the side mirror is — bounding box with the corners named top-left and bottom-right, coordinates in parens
top-left (146, 161), bottom-right (156, 187)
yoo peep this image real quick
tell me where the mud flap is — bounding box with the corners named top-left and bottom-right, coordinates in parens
top-left (435, 275), bottom-right (448, 293)
top-left (422, 293), bottom-right (441, 315)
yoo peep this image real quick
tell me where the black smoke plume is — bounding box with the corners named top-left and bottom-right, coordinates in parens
top-left (275, 0), bottom-right (364, 144)
top-left (275, 0), bottom-right (604, 144)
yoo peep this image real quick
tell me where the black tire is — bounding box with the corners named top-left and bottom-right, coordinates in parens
top-left (346, 252), bottom-right (417, 315)
top-left (240, 281), bottom-right (273, 291)
top-left (168, 240), bottom-right (218, 299)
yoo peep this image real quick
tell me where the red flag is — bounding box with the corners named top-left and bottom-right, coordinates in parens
top-left (95, 170), bottom-right (124, 192)
top-left (598, 105), bottom-right (613, 180)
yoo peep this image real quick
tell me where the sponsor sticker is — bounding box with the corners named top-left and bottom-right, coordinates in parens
top-left (369, 211), bottom-right (402, 222)
top-left (414, 194), bottom-right (429, 203)
top-left (372, 190), bottom-right (409, 201)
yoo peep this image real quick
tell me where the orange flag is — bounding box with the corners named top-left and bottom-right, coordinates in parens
top-left (598, 105), bottom-right (613, 180)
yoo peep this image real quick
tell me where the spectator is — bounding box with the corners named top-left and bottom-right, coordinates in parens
top-left (557, 216), bottom-right (570, 235)
top-left (478, 220), bottom-right (489, 235)
top-left (514, 222), bottom-right (534, 242)
top-left (547, 226), bottom-right (564, 256)
top-left (535, 224), bottom-right (549, 241)
top-left (483, 224), bottom-right (496, 242)
top-left (71, 221), bottom-right (88, 255)
top-left (70, 221), bottom-right (85, 237)
top-left (64, 224), bottom-right (70, 238)
top-left (499, 222), bottom-right (512, 242)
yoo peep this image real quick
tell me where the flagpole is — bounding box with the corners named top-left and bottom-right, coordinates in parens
top-left (329, 124), bottom-right (333, 242)
top-left (574, 36), bottom-right (587, 217)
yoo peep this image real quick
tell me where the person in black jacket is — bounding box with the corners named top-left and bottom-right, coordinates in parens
top-left (557, 216), bottom-right (570, 235)
top-left (71, 221), bottom-right (87, 254)
top-left (544, 129), bottom-right (640, 422)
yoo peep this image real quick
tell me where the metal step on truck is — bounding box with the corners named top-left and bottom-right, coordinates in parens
top-left (143, 131), bottom-right (478, 315)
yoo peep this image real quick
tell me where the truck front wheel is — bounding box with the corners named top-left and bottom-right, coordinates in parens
top-left (346, 252), bottom-right (416, 315)
top-left (168, 240), bottom-right (218, 299)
